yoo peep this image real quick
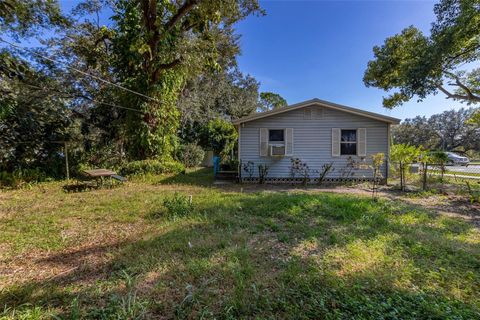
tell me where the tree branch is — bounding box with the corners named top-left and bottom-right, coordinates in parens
top-left (436, 84), bottom-right (480, 103)
top-left (445, 44), bottom-right (480, 66)
top-left (164, 0), bottom-right (199, 33)
top-left (152, 58), bottom-right (182, 82)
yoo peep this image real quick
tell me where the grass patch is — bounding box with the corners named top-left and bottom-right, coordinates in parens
top-left (1, 171), bottom-right (480, 319)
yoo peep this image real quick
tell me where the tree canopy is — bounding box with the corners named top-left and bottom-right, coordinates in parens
top-left (364, 0), bottom-right (480, 108)
top-left (392, 107), bottom-right (480, 153)
top-left (258, 92), bottom-right (288, 112)
top-left (0, 0), bottom-right (289, 176)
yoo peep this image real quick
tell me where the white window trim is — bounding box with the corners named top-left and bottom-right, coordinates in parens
top-left (268, 129), bottom-right (285, 145)
top-left (340, 129), bottom-right (357, 156)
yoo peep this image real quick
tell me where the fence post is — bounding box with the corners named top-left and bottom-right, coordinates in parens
top-left (64, 141), bottom-right (70, 182)
top-left (422, 162), bottom-right (427, 191)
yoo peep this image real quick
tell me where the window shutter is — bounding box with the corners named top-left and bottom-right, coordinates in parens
top-left (260, 128), bottom-right (268, 157)
top-left (315, 107), bottom-right (324, 119)
top-left (304, 108), bottom-right (312, 120)
top-left (285, 128), bottom-right (294, 156)
top-left (357, 128), bottom-right (367, 156)
top-left (332, 128), bottom-right (340, 157)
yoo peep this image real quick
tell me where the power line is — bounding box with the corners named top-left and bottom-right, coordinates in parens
top-left (0, 37), bottom-right (160, 103)
top-left (21, 82), bottom-right (143, 113)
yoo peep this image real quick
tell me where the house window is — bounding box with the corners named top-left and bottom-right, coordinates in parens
top-left (340, 129), bottom-right (357, 155)
top-left (269, 129), bottom-right (284, 142)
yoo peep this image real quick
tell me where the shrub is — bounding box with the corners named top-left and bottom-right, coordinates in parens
top-left (199, 118), bottom-right (238, 159)
top-left (0, 168), bottom-right (47, 188)
top-left (119, 160), bottom-right (185, 176)
top-left (163, 193), bottom-right (194, 217)
top-left (390, 144), bottom-right (422, 191)
top-left (177, 143), bottom-right (205, 168)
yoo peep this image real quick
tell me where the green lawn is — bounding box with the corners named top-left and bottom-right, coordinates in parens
top-left (1, 169), bottom-right (479, 319)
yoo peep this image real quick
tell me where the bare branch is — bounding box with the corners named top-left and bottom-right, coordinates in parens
top-left (436, 84), bottom-right (480, 103)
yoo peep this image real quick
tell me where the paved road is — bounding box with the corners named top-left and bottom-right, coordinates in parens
top-left (442, 165), bottom-right (480, 174)
top-left (412, 164), bottom-right (480, 174)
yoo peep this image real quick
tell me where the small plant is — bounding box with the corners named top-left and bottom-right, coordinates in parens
top-left (430, 151), bottom-right (448, 181)
top-left (370, 153), bottom-right (384, 199)
top-left (318, 162), bottom-right (334, 185)
top-left (339, 156), bottom-right (359, 180)
top-left (258, 164), bottom-right (269, 184)
top-left (290, 158), bottom-right (312, 185)
top-left (465, 181), bottom-right (480, 203)
top-left (242, 161), bottom-right (255, 178)
top-left (163, 193), bottom-right (194, 217)
top-left (390, 144), bottom-right (422, 191)
top-left (176, 143), bottom-right (205, 168)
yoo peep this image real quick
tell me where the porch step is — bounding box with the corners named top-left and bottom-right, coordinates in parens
top-left (215, 171), bottom-right (238, 181)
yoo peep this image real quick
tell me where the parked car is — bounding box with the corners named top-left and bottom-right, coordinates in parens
top-left (446, 152), bottom-right (470, 166)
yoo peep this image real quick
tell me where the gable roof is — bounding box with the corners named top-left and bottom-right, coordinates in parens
top-left (233, 98), bottom-right (401, 125)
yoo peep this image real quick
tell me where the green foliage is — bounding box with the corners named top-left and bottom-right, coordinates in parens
top-left (393, 107), bottom-right (480, 152)
top-left (178, 68), bottom-right (259, 143)
top-left (176, 143), bottom-right (205, 168)
top-left (119, 160), bottom-right (185, 176)
top-left (200, 118), bottom-right (238, 158)
top-left (111, 0), bottom-right (262, 160)
top-left (0, 0), bottom-right (67, 39)
top-left (430, 150), bottom-right (449, 164)
top-left (163, 193), bottom-right (194, 217)
top-left (390, 144), bottom-right (422, 191)
top-left (465, 181), bottom-right (480, 203)
top-left (467, 109), bottom-right (480, 127)
top-left (364, 0), bottom-right (480, 108)
top-left (0, 168), bottom-right (47, 188)
top-left (258, 92), bottom-right (287, 112)
top-left (391, 144), bottom-right (422, 164)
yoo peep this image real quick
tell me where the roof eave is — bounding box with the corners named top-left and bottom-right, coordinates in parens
top-left (232, 98), bottom-right (401, 125)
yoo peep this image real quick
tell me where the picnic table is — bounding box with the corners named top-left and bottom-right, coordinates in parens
top-left (82, 169), bottom-right (126, 187)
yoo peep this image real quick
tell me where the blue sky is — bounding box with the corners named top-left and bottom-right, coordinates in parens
top-left (235, 0), bottom-right (468, 120)
top-left (10, 1), bottom-right (469, 121)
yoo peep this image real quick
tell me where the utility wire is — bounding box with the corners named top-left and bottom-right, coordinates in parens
top-left (0, 37), bottom-right (160, 103)
top-left (20, 82), bottom-right (143, 113)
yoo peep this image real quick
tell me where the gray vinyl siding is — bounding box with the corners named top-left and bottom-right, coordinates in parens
top-left (239, 106), bottom-right (389, 179)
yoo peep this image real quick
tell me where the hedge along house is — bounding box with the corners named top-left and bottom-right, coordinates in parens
top-left (233, 98), bottom-right (401, 183)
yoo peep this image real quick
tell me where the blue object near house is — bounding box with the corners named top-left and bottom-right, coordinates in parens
top-left (213, 156), bottom-right (220, 177)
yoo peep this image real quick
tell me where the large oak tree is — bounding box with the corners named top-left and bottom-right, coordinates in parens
top-left (364, 0), bottom-right (480, 108)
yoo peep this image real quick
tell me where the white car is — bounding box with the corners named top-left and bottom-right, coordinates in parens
top-left (446, 152), bottom-right (470, 166)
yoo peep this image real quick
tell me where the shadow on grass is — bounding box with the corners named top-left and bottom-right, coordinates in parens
top-left (1, 192), bottom-right (480, 318)
top-left (155, 167), bottom-right (215, 187)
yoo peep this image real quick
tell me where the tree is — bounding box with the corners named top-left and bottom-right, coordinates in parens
top-left (468, 110), bottom-right (480, 127)
top-left (392, 116), bottom-right (438, 149)
top-left (390, 144), bottom-right (421, 191)
top-left (177, 67), bottom-right (259, 143)
top-left (0, 0), bottom-right (68, 117)
top-left (0, 59), bottom-right (79, 176)
top-left (364, 0), bottom-right (480, 108)
top-left (392, 107), bottom-right (480, 152)
top-left (258, 92), bottom-right (287, 112)
top-left (111, 0), bottom-right (262, 160)
top-left (199, 118), bottom-right (238, 159)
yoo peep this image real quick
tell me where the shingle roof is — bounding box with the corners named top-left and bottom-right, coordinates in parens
top-left (233, 98), bottom-right (401, 125)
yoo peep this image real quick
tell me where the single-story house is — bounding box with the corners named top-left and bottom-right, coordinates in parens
top-left (233, 98), bottom-right (401, 183)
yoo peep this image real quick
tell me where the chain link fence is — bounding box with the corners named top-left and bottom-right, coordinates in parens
top-left (389, 161), bottom-right (480, 201)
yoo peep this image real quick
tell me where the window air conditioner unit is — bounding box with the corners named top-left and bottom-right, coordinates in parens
top-left (270, 144), bottom-right (285, 157)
